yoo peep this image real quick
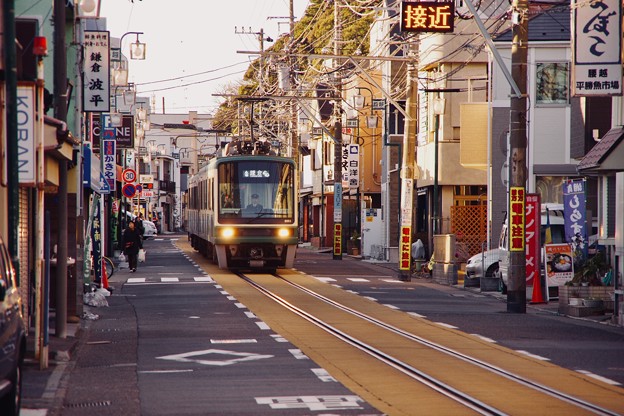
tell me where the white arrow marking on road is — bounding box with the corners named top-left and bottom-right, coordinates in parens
top-left (157, 349), bottom-right (273, 366)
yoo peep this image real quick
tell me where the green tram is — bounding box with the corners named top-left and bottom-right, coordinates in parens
top-left (186, 140), bottom-right (298, 271)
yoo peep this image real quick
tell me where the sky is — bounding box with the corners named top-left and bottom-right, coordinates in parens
top-left (100, 0), bottom-right (310, 115)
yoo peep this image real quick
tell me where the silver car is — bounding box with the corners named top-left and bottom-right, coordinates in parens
top-left (0, 236), bottom-right (26, 416)
top-left (142, 220), bottom-right (157, 239)
top-left (465, 249), bottom-right (501, 283)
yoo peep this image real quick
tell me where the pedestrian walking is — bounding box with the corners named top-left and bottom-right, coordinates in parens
top-left (122, 221), bottom-right (143, 272)
top-left (135, 213), bottom-right (145, 239)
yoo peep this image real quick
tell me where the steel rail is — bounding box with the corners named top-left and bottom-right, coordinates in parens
top-left (272, 274), bottom-right (620, 416)
top-left (236, 272), bottom-right (505, 416)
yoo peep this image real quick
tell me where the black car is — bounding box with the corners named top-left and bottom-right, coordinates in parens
top-left (0, 236), bottom-right (26, 416)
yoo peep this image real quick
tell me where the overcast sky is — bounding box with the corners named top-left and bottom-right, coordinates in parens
top-left (100, 0), bottom-right (309, 115)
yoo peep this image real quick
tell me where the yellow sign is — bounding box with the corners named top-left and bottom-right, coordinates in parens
top-left (333, 224), bottom-right (342, 256)
top-left (509, 187), bottom-right (526, 252)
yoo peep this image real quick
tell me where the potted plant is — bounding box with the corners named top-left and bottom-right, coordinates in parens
top-left (572, 251), bottom-right (607, 286)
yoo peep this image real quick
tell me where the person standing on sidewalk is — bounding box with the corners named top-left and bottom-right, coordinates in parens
top-left (122, 221), bottom-right (143, 272)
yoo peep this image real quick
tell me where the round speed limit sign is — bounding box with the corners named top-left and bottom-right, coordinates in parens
top-left (122, 168), bottom-right (137, 183)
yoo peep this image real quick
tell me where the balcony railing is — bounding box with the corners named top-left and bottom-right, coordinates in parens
top-left (158, 180), bottom-right (176, 193)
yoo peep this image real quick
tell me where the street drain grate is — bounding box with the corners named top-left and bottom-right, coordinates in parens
top-left (64, 400), bottom-right (112, 409)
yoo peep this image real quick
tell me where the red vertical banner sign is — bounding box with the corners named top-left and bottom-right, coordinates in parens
top-left (399, 226), bottom-right (412, 270)
top-left (509, 187), bottom-right (525, 252)
top-left (525, 194), bottom-right (541, 286)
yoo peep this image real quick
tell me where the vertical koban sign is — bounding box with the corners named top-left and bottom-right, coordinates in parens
top-left (572, 0), bottom-right (622, 96)
top-left (83, 31), bottom-right (111, 112)
top-left (17, 85), bottom-right (36, 185)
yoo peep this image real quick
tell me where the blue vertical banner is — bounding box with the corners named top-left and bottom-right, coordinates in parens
top-left (91, 198), bottom-right (102, 283)
top-left (563, 179), bottom-right (588, 258)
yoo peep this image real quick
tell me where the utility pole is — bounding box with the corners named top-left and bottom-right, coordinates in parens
top-left (332, 0), bottom-right (343, 260)
top-left (287, 0), bottom-right (300, 229)
top-left (3, 0), bottom-right (19, 280)
top-left (234, 27), bottom-right (273, 93)
top-left (54, 0), bottom-right (69, 338)
top-left (507, 0), bottom-right (529, 313)
top-left (397, 46), bottom-right (418, 281)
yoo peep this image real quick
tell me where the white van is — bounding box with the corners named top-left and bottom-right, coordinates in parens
top-left (497, 204), bottom-right (566, 293)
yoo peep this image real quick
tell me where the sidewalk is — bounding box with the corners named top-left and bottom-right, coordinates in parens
top-left (22, 318), bottom-right (82, 414)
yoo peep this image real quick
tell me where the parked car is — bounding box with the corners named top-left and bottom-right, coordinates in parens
top-left (142, 220), bottom-right (157, 239)
top-left (465, 249), bottom-right (501, 284)
top-left (0, 236), bottom-right (26, 416)
top-left (497, 204), bottom-right (566, 292)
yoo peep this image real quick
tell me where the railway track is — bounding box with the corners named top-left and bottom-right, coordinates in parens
top-left (234, 270), bottom-right (624, 416)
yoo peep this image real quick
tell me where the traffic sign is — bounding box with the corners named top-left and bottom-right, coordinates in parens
top-left (135, 184), bottom-right (143, 194)
top-left (99, 173), bottom-right (111, 194)
top-left (122, 168), bottom-right (137, 183)
top-left (122, 183), bottom-right (137, 198)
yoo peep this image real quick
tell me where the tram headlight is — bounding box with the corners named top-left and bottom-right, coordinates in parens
top-left (277, 228), bottom-right (290, 238)
top-left (221, 227), bottom-right (235, 238)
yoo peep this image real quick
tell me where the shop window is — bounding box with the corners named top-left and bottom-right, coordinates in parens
top-left (536, 63), bottom-right (569, 105)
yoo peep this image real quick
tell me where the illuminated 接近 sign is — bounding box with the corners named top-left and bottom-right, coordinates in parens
top-left (400, 1), bottom-right (455, 33)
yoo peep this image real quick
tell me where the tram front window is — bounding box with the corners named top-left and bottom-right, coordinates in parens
top-left (218, 160), bottom-right (295, 223)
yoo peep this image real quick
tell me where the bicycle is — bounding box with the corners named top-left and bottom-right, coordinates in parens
top-left (102, 256), bottom-right (115, 279)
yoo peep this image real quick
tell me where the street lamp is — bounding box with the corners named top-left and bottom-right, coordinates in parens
top-left (75, 0), bottom-right (101, 18)
top-left (119, 32), bottom-right (147, 60)
top-left (354, 87), bottom-right (379, 128)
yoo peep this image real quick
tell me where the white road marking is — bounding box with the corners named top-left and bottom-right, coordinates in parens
top-left (383, 304), bottom-right (399, 310)
top-left (271, 334), bottom-right (288, 342)
top-left (255, 321), bottom-right (271, 330)
top-left (435, 322), bottom-right (458, 329)
top-left (234, 303), bottom-right (246, 309)
top-left (244, 311), bottom-right (256, 318)
top-left (576, 370), bottom-right (621, 385)
top-left (471, 334), bottom-right (497, 343)
top-left (289, 349), bottom-right (309, 360)
top-left (312, 368), bottom-right (337, 382)
top-left (256, 395), bottom-right (364, 411)
top-left (20, 410), bottom-right (48, 416)
top-left (314, 277), bottom-right (336, 283)
top-left (211, 339), bottom-right (257, 344)
top-left (157, 349), bottom-right (272, 366)
top-left (127, 277), bottom-right (146, 283)
top-left (347, 278), bottom-right (370, 282)
top-left (516, 350), bottom-right (550, 361)
top-left (140, 369), bottom-right (194, 374)
top-left (408, 312), bottom-right (427, 318)
top-left (161, 277), bottom-right (179, 282)
top-left (194, 276), bottom-right (214, 282)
